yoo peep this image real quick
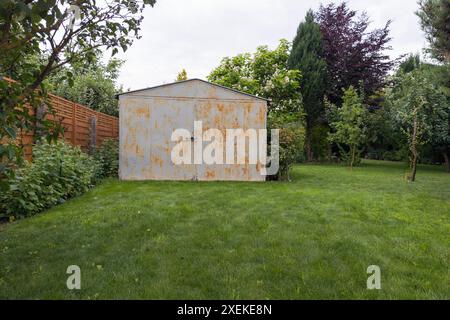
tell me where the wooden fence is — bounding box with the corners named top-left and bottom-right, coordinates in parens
top-left (5, 78), bottom-right (119, 160)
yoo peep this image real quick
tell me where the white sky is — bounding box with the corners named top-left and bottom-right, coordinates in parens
top-left (115, 0), bottom-right (427, 91)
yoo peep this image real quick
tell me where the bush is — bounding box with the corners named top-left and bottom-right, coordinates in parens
top-left (0, 141), bottom-right (100, 219)
top-left (365, 147), bottom-right (408, 162)
top-left (92, 138), bottom-right (119, 178)
top-left (267, 112), bottom-right (306, 181)
top-left (275, 127), bottom-right (305, 181)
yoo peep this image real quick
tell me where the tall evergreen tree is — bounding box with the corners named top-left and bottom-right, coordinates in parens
top-left (288, 10), bottom-right (327, 161)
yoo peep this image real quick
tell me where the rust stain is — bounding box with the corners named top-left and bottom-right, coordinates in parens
top-left (232, 117), bottom-right (240, 128)
top-left (135, 144), bottom-right (140, 155)
top-left (207, 86), bottom-right (218, 99)
top-left (258, 105), bottom-right (266, 124)
top-left (205, 170), bottom-right (216, 179)
top-left (134, 106), bottom-right (150, 118)
top-left (206, 102), bottom-right (212, 112)
top-left (245, 103), bottom-right (252, 114)
top-left (214, 115), bottom-right (221, 127)
top-left (151, 155), bottom-right (163, 168)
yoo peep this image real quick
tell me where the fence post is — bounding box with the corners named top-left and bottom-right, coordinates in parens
top-left (88, 116), bottom-right (97, 154)
top-left (111, 117), bottom-right (114, 137)
top-left (71, 102), bottom-right (76, 145)
top-left (34, 103), bottom-right (47, 142)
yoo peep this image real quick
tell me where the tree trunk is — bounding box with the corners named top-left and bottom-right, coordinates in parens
top-left (305, 126), bottom-right (313, 162)
top-left (409, 112), bottom-right (419, 182)
top-left (350, 144), bottom-right (356, 170)
top-left (443, 149), bottom-right (450, 173)
top-left (410, 152), bottom-right (418, 182)
top-left (328, 143), bottom-right (332, 162)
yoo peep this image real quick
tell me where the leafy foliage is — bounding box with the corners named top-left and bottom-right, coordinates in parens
top-left (0, 0), bottom-right (156, 188)
top-left (398, 54), bottom-right (422, 74)
top-left (93, 138), bottom-right (119, 178)
top-left (310, 124), bottom-right (331, 161)
top-left (416, 0), bottom-right (450, 63)
top-left (267, 117), bottom-right (305, 182)
top-left (0, 80), bottom-right (63, 191)
top-left (316, 2), bottom-right (394, 104)
top-left (208, 39), bottom-right (303, 116)
top-left (278, 127), bottom-right (305, 181)
top-left (0, 0), bottom-right (156, 85)
top-left (386, 69), bottom-right (449, 181)
top-left (46, 55), bottom-right (124, 116)
top-left (288, 10), bottom-right (327, 161)
top-left (328, 87), bottom-right (367, 168)
top-left (0, 141), bottom-right (100, 219)
top-left (176, 69), bottom-right (188, 81)
top-left (364, 97), bottom-right (406, 161)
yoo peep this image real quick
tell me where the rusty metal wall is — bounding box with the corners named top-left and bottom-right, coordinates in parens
top-left (119, 79), bottom-right (267, 181)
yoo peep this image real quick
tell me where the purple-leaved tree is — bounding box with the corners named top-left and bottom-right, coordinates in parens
top-left (316, 2), bottom-right (394, 104)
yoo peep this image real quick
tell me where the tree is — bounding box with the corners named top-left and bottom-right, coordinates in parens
top-left (391, 55), bottom-right (450, 171)
top-left (416, 0), bottom-right (450, 168)
top-left (176, 69), bottom-right (188, 81)
top-left (207, 39), bottom-right (303, 119)
top-left (316, 2), bottom-right (394, 104)
top-left (0, 0), bottom-right (156, 188)
top-left (398, 53), bottom-right (422, 74)
top-left (288, 9), bottom-right (327, 162)
top-left (416, 0), bottom-right (450, 63)
top-left (387, 70), bottom-right (449, 181)
top-left (0, 0), bottom-right (156, 91)
top-left (46, 54), bottom-right (124, 116)
top-left (328, 86), bottom-right (367, 169)
top-left (421, 64), bottom-right (450, 172)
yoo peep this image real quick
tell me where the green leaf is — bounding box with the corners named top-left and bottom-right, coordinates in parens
top-left (5, 127), bottom-right (16, 139)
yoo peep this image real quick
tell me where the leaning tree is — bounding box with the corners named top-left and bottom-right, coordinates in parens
top-left (0, 0), bottom-right (156, 189)
top-left (387, 69), bottom-right (449, 181)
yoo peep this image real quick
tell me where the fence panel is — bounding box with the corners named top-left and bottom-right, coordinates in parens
top-left (6, 84), bottom-right (119, 160)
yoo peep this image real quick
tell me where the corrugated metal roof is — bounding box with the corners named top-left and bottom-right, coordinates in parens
top-left (116, 78), bottom-right (269, 102)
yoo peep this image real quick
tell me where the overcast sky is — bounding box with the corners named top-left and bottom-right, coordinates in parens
top-left (115, 0), bottom-right (427, 91)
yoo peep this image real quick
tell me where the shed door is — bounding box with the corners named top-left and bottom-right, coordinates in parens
top-left (149, 99), bottom-right (196, 180)
top-left (195, 101), bottom-right (245, 181)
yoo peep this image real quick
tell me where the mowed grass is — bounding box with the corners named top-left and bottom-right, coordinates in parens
top-left (0, 160), bottom-right (449, 299)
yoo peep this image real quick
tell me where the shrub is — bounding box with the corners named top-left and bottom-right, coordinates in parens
top-left (0, 141), bottom-right (99, 219)
top-left (93, 138), bottom-right (119, 178)
top-left (274, 127), bottom-right (305, 181)
top-left (267, 112), bottom-right (306, 181)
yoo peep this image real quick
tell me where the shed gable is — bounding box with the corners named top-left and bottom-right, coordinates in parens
top-left (118, 79), bottom-right (266, 102)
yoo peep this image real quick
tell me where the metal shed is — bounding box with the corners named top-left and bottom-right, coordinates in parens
top-left (117, 79), bottom-right (268, 181)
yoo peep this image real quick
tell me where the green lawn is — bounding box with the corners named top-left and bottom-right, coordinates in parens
top-left (0, 160), bottom-right (449, 299)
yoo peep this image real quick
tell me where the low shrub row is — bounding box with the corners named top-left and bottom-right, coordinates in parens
top-left (0, 139), bottom-right (118, 220)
